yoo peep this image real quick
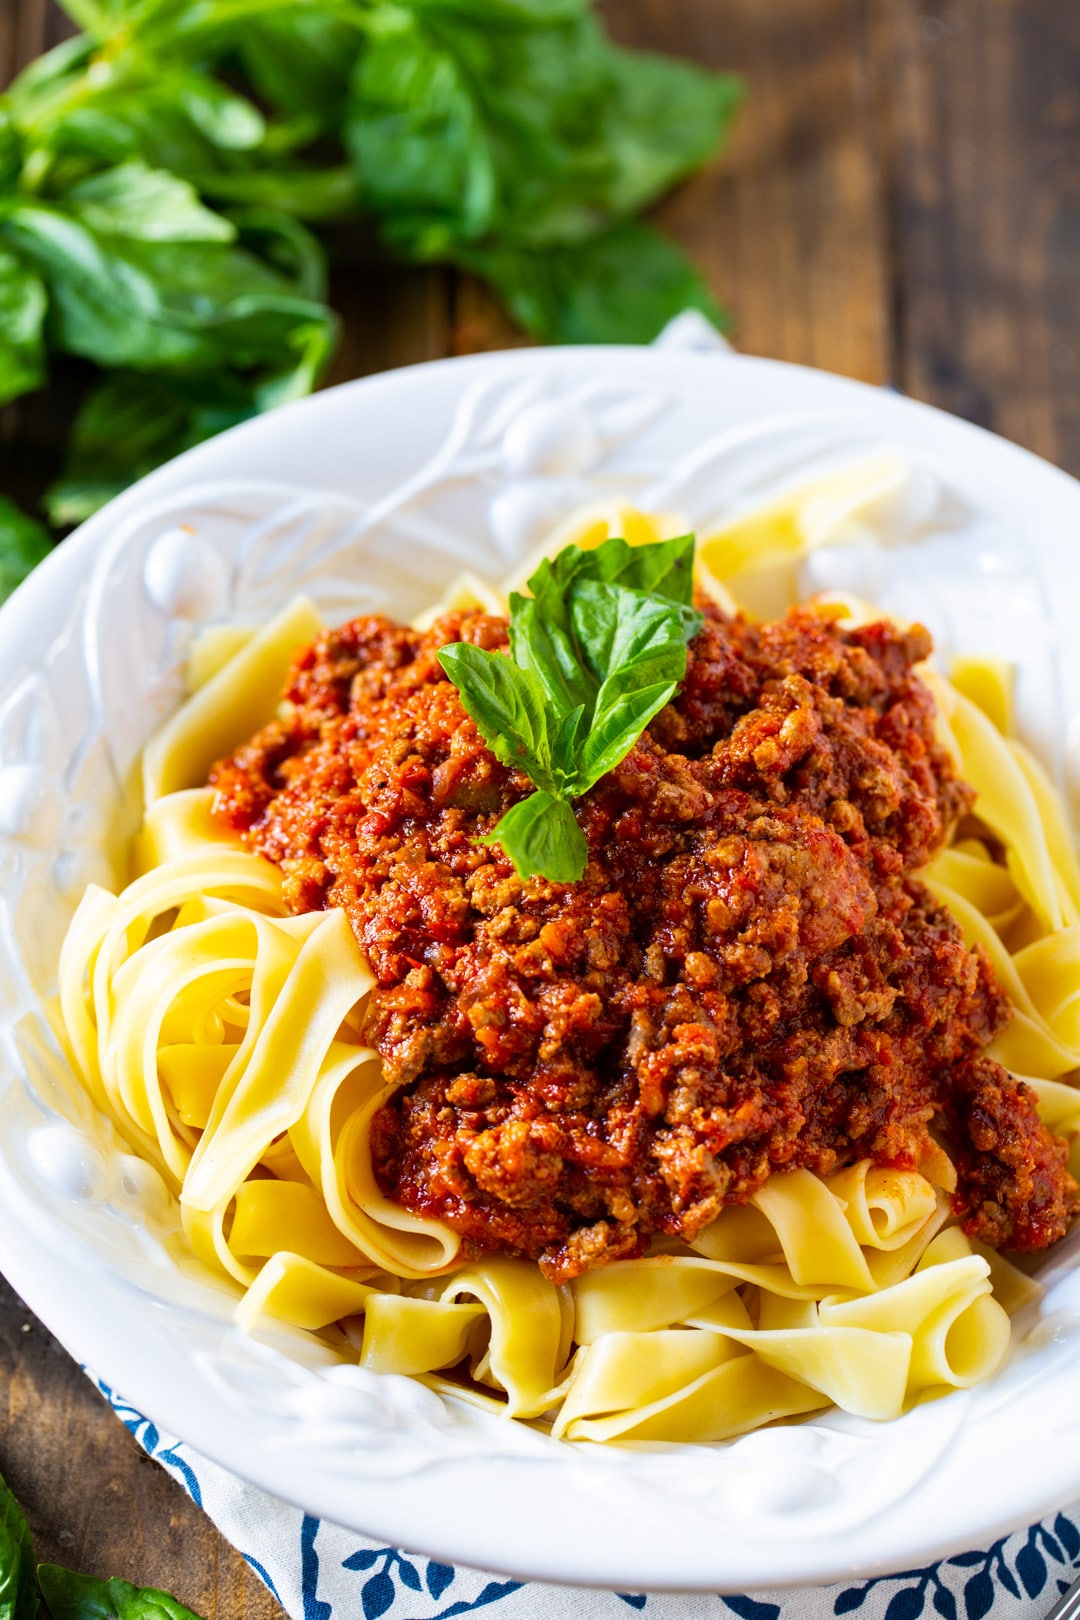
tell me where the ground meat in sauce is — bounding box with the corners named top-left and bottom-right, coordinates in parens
top-left (209, 601), bottom-right (1079, 1283)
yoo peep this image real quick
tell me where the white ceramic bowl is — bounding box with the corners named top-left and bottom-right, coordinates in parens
top-left (3, 346), bottom-right (1080, 1592)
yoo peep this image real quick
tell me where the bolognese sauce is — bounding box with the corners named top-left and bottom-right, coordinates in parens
top-left (210, 600), bottom-right (1078, 1283)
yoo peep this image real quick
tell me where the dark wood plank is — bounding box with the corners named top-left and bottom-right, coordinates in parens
top-left (869, 0), bottom-right (1080, 475)
top-left (324, 261), bottom-right (453, 386)
top-left (0, 1276), bottom-right (282, 1618)
top-left (606, 0), bottom-right (891, 384)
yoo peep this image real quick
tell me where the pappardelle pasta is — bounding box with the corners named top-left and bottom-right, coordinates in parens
top-left (57, 479), bottom-right (1080, 1445)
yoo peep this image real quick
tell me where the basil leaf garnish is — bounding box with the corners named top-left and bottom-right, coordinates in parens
top-left (480, 790), bottom-right (588, 884)
top-left (439, 532), bottom-right (702, 883)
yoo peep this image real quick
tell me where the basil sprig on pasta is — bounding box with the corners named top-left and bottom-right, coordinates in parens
top-left (438, 533), bottom-right (703, 882)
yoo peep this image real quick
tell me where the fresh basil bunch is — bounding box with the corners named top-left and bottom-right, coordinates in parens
top-left (0, 0), bottom-right (742, 591)
top-left (0, 1468), bottom-right (204, 1619)
top-left (439, 532), bottom-right (703, 882)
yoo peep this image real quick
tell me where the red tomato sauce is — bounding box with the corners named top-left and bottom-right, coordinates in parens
top-left (210, 602), bottom-right (1077, 1282)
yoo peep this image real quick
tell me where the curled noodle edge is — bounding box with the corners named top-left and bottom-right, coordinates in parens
top-left (55, 503), bottom-right (1080, 1443)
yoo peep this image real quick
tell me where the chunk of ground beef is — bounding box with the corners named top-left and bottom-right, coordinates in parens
top-left (210, 601), bottom-right (1079, 1281)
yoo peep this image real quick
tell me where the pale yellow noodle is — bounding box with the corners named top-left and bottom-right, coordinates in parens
top-left (55, 487), bottom-right (1080, 1443)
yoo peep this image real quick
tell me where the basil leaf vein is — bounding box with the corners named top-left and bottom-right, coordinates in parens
top-left (436, 642), bottom-right (561, 793)
top-left (481, 790), bottom-right (588, 885)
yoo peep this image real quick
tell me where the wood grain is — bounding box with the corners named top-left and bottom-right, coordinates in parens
top-left (1, 0), bottom-right (1079, 1612)
top-left (869, 0), bottom-right (1080, 474)
top-left (0, 1275), bottom-right (281, 1617)
top-left (607, 0), bottom-right (891, 383)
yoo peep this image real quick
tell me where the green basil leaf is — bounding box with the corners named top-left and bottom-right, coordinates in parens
top-left (193, 165), bottom-right (359, 224)
top-left (347, 12), bottom-right (498, 256)
top-left (3, 35), bottom-right (94, 128)
top-left (509, 541), bottom-right (698, 725)
top-left (548, 702), bottom-right (585, 780)
top-left (45, 305), bottom-right (330, 524)
top-left (541, 531), bottom-right (699, 611)
top-left (0, 245), bottom-right (48, 408)
top-left (173, 75), bottom-right (266, 152)
top-left (0, 107), bottom-right (22, 192)
top-left (349, 5), bottom-right (737, 262)
top-left (19, 103), bottom-right (210, 180)
top-left (436, 643), bottom-right (558, 791)
top-left (253, 318), bottom-right (336, 410)
top-left (0, 1468), bottom-right (36, 1620)
top-left (54, 0), bottom-right (142, 37)
top-left (574, 679), bottom-right (675, 794)
top-left (464, 220), bottom-right (725, 344)
top-left (482, 790), bottom-right (587, 883)
top-left (37, 1564), bottom-right (204, 1620)
top-left (228, 206), bottom-right (327, 301)
top-left (507, 591), bottom-right (592, 718)
top-left (596, 44), bottom-right (743, 221)
top-left (237, 12), bottom-right (358, 133)
top-left (442, 528), bottom-right (701, 879)
top-left (1, 204), bottom-right (335, 373)
top-left (409, 0), bottom-right (588, 22)
top-left (65, 162), bottom-right (236, 242)
top-left (10, 52), bottom-right (267, 180)
top-left (0, 498), bottom-right (52, 603)
top-left (45, 370), bottom-right (256, 526)
top-left (569, 579), bottom-right (690, 693)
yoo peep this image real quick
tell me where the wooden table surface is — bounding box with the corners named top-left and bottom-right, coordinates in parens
top-left (1, 1), bottom-right (1078, 1614)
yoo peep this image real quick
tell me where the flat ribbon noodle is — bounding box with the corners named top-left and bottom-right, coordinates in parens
top-left (360, 1296), bottom-right (486, 1378)
top-left (143, 595), bottom-right (324, 804)
top-left (436, 1260), bottom-right (567, 1420)
top-left (291, 1046), bottom-right (461, 1278)
top-left (58, 499), bottom-right (1080, 1442)
top-left (929, 676), bottom-right (1070, 933)
top-left (924, 878), bottom-right (1080, 1077)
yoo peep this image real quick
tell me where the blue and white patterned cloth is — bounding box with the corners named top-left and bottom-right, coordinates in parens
top-left (90, 1374), bottom-right (1079, 1620)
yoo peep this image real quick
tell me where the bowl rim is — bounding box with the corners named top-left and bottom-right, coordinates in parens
top-left (3, 343), bottom-right (1080, 1592)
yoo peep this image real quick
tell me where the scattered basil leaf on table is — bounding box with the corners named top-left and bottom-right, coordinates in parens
top-left (235, 12), bottom-right (358, 137)
top-left (0, 1473), bottom-right (208, 1620)
top-left (46, 301), bottom-right (331, 525)
top-left (0, 1469), bottom-right (36, 1620)
top-left (37, 1566), bottom-right (205, 1620)
top-left (192, 164), bottom-right (358, 224)
top-left (439, 533), bottom-right (703, 883)
top-left (7, 55), bottom-right (267, 180)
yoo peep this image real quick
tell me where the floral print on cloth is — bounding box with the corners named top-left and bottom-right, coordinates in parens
top-left (89, 1375), bottom-right (1078, 1620)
